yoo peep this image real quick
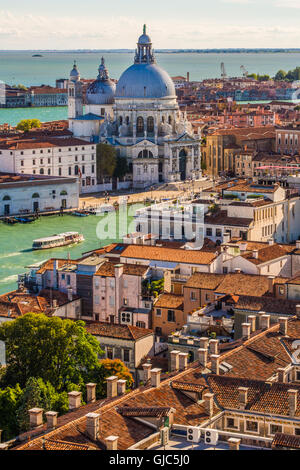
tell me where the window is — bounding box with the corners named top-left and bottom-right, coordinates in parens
top-left (156, 308), bottom-right (162, 317)
top-left (123, 349), bottom-right (130, 363)
top-left (66, 275), bottom-right (71, 285)
top-left (33, 159), bottom-right (36, 165)
top-left (136, 321), bottom-right (146, 328)
top-left (223, 267), bottom-right (228, 274)
top-left (190, 291), bottom-right (197, 301)
top-left (137, 116), bottom-right (144, 135)
top-left (107, 348), bottom-right (113, 359)
top-left (206, 228), bottom-right (212, 236)
top-left (216, 228), bottom-right (222, 237)
top-left (246, 421), bottom-right (258, 432)
top-left (227, 418), bottom-right (237, 429)
top-left (167, 310), bottom-right (175, 322)
top-left (296, 371), bottom-right (300, 381)
top-left (20, 160), bottom-right (24, 166)
top-left (270, 424), bottom-right (282, 435)
top-left (123, 298), bottom-right (128, 306)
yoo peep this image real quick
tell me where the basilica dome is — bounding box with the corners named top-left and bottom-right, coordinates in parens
top-left (115, 26), bottom-right (176, 100)
top-left (86, 58), bottom-right (116, 105)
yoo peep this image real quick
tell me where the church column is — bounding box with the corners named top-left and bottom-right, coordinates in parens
top-left (154, 114), bottom-right (158, 144)
top-left (133, 110), bottom-right (137, 143)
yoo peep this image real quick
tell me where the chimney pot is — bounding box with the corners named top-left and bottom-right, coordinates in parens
top-left (45, 411), bottom-right (58, 430)
top-left (150, 368), bottom-right (162, 388)
top-left (253, 249), bottom-right (259, 259)
top-left (142, 363), bottom-right (152, 384)
top-left (248, 315), bottom-right (256, 333)
top-left (279, 317), bottom-right (288, 336)
top-left (29, 408), bottom-right (44, 428)
top-left (68, 391), bottom-right (82, 410)
top-left (86, 383), bottom-right (97, 403)
top-left (288, 389), bottom-right (298, 417)
top-left (238, 387), bottom-right (248, 410)
top-left (209, 339), bottom-right (219, 355)
top-left (106, 376), bottom-right (118, 399)
top-left (117, 379), bottom-right (126, 395)
top-left (259, 313), bottom-right (270, 330)
top-left (170, 350), bottom-right (180, 372)
top-left (203, 392), bottom-right (214, 418)
top-left (178, 352), bottom-right (189, 370)
top-left (211, 354), bottom-right (220, 375)
top-left (198, 348), bottom-right (208, 367)
top-left (228, 437), bottom-right (241, 451)
top-left (296, 305), bottom-right (300, 320)
top-left (86, 413), bottom-right (100, 440)
top-left (242, 323), bottom-right (251, 340)
top-left (199, 337), bottom-right (209, 350)
top-left (105, 435), bottom-right (119, 451)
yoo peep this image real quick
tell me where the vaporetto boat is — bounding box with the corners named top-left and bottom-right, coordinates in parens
top-left (32, 232), bottom-right (84, 250)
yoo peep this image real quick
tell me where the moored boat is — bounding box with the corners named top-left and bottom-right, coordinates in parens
top-left (32, 232), bottom-right (84, 250)
top-left (72, 210), bottom-right (89, 217)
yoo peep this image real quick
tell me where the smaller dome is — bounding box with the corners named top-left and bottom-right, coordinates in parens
top-left (70, 62), bottom-right (79, 79)
top-left (86, 58), bottom-right (116, 105)
top-left (138, 33), bottom-right (152, 45)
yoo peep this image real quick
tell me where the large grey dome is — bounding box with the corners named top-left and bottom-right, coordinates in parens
top-left (116, 63), bottom-right (175, 99)
top-left (86, 58), bottom-right (116, 105)
top-left (115, 26), bottom-right (176, 100)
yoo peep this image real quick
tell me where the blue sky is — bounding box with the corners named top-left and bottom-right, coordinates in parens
top-left (0, 0), bottom-right (300, 49)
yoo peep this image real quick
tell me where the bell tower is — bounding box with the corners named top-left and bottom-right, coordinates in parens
top-left (68, 61), bottom-right (83, 119)
top-left (134, 25), bottom-right (155, 65)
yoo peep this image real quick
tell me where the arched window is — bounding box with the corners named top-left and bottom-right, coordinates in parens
top-left (2, 195), bottom-right (11, 201)
top-left (147, 116), bottom-right (154, 133)
top-left (168, 115), bottom-right (172, 125)
top-left (60, 190), bottom-right (68, 196)
top-left (162, 116), bottom-right (165, 123)
top-left (32, 193), bottom-right (40, 198)
top-left (126, 116), bottom-right (130, 126)
top-left (119, 116), bottom-right (123, 125)
top-left (138, 150), bottom-right (154, 158)
top-left (75, 165), bottom-right (79, 175)
top-left (40, 168), bottom-right (44, 175)
top-left (137, 117), bottom-right (144, 135)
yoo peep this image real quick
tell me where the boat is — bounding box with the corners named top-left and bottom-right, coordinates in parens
top-left (72, 210), bottom-right (90, 217)
top-left (32, 232), bottom-right (84, 250)
top-left (3, 217), bottom-right (18, 225)
top-left (15, 216), bottom-right (36, 223)
top-left (32, 54), bottom-right (43, 57)
top-left (88, 205), bottom-right (115, 215)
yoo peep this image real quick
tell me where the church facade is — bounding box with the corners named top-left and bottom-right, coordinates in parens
top-left (68, 26), bottom-right (202, 188)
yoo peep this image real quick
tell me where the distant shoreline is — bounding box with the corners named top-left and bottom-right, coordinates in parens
top-left (1, 49), bottom-right (300, 54)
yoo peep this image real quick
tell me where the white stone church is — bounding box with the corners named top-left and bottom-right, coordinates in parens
top-left (68, 26), bottom-right (202, 188)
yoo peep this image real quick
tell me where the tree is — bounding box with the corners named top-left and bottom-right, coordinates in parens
top-left (0, 313), bottom-right (104, 391)
top-left (16, 119), bottom-right (41, 132)
top-left (90, 359), bottom-right (134, 398)
top-left (0, 384), bottom-right (22, 440)
top-left (96, 143), bottom-right (117, 180)
top-left (113, 156), bottom-right (129, 179)
top-left (275, 70), bottom-right (287, 81)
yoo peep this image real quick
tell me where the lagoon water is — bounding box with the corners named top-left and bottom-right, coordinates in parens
top-left (0, 212), bottom-right (134, 295)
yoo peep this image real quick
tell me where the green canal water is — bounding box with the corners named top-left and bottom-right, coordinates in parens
top-left (0, 211), bottom-right (134, 295)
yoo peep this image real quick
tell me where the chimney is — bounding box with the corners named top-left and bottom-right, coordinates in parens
top-left (259, 313), bottom-right (270, 330)
top-left (198, 348), bottom-right (208, 367)
top-left (200, 337), bottom-right (209, 350)
top-left (150, 368), bottom-right (162, 388)
top-left (178, 352), bottom-right (188, 370)
top-left (86, 383), bottom-right (97, 403)
top-left (268, 275), bottom-right (275, 294)
top-left (296, 240), bottom-right (300, 250)
top-left (278, 368), bottom-right (286, 383)
top-left (114, 264), bottom-right (124, 278)
top-left (67, 287), bottom-right (73, 302)
top-left (105, 435), bottom-right (119, 451)
top-left (248, 315), bottom-right (256, 333)
top-left (242, 323), bottom-right (251, 340)
top-left (228, 438), bottom-right (241, 451)
top-left (106, 376), bottom-right (118, 399)
top-left (68, 391), bottom-right (82, 410)
top-left (142, 363), bottom-right (152, 384)
top-left (223, 233), bottom-right (231, 244)
top-left (45, 411), bottom-right (58, 430)
top-left (238, 387), bottom-right (248, 410)
top-left (53, 299), bottom-right (58, 308)
top-left (170, 350), bottom-right (180, 372)
top-left (211, 355), bottom-right (220, 375)
top-left (86, 412), bottom-right (100, 440)
top-left (209, 339), bottom-right (219, 356)
top-left (29, 408), bottom-right (44, 428)
top-left (253, 249), bottom-right (259, 259)
top-left (288, 389), bottom-right (298, 417)
top-left (117, 379), bottom-right (126, 395)
top-left (279, 317), bottom-right (288, 336)
top-left (203, 393), bottom-right (214, 418)
top-left (296, 305), bottom-right (300, 320)
top-left (268, 238), bottom-right (274, 246)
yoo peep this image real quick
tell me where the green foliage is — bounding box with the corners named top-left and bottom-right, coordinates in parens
top-left (88, 359), bottom-right (133, 398)
top-left (142, 279), bottom-right (164, 298)
top-left (16, 119), bottom-right (41, 132)
top-left (0, 384), bottom-right (22, 440)
top-left (0, 313), bottom-right (104, 391)
top-left (275, 70), bottom-right (287, 81)
top-left (96, 143), bottom-right (117, 179)
top-left (113, 156), bottom-right (129, 178)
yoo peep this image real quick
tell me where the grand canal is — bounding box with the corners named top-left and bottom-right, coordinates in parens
top-left (0, 211), bottom-right (134, 295)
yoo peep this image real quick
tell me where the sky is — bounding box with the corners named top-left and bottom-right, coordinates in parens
top-left (0, 0), bottom-right (300, 50)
